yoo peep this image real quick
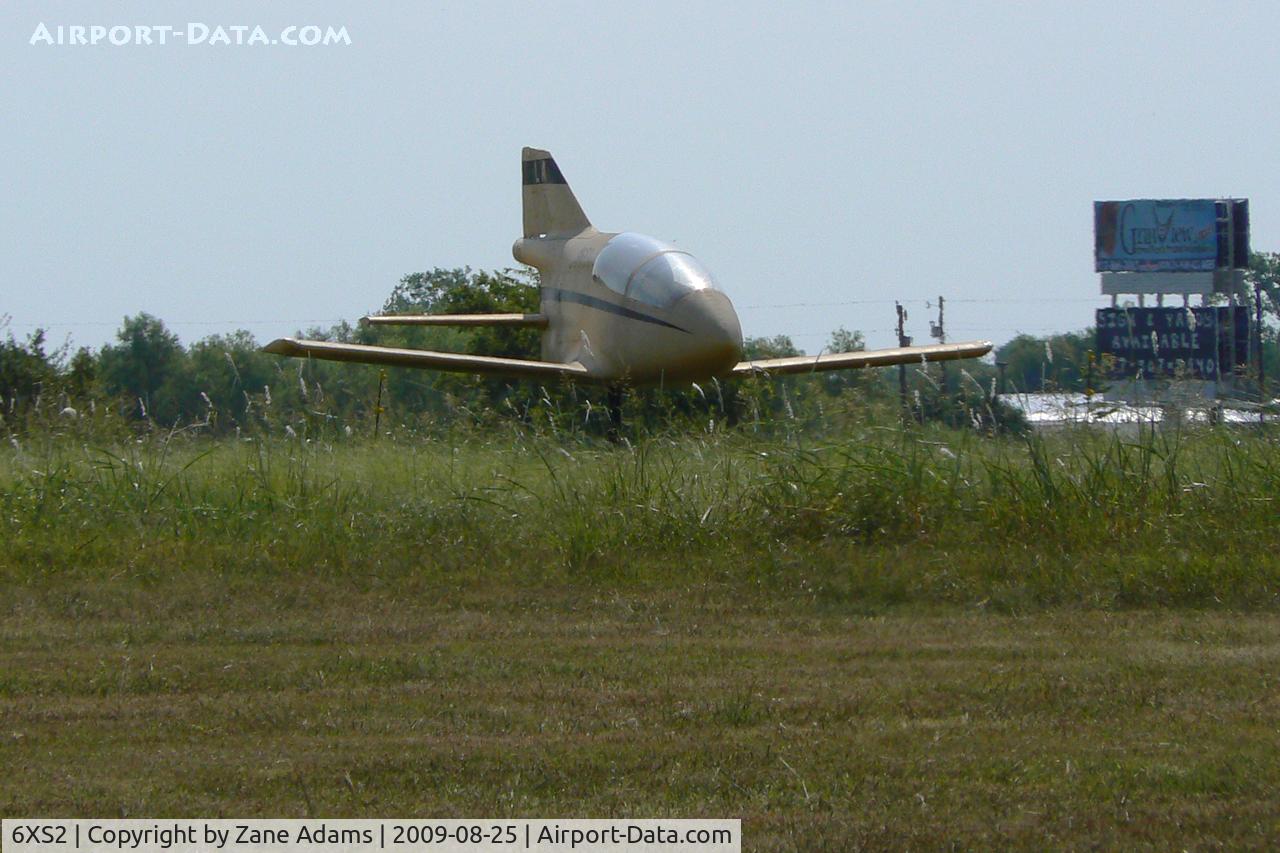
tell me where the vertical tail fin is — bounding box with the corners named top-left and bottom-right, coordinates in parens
top-left (522, 147), bottom-right (591, 237)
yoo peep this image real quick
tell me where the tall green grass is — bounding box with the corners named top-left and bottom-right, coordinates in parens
top-left (2, 421), bottom-right (1278, 609)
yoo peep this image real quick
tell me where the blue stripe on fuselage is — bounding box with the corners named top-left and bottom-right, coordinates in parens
top-left (545, 288), bottom-right (689, 333)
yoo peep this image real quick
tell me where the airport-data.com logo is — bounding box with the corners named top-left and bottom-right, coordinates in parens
top-left (29, 23), bottom-right (351, 47)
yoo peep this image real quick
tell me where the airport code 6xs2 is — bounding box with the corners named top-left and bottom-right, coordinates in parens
top-left (2, 819), bottom-right (741, 852)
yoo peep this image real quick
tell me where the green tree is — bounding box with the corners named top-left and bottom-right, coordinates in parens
top-left (1248, 251), bottom-right (1280, 316)
top-left (381, 267), bottom-right (541, 358)
top-left (1247, 252), bottom-right (1280, 390)
top-left (820, 327), bottom-right (871, 398)
top-left (996, 330), bottom-right (1093, 393)
top-left (99, 313), bottom-right (192, 424)
top-left (731, 335), bottom-right (809, 428)
top-left (0, 327), bottom-right (56, 425)
top-left (371, 267), bottom-right (548, 426)
top-left (66, 347), bottom-right (98, 400)
top-left (186, 330), bottom-right (282, 429)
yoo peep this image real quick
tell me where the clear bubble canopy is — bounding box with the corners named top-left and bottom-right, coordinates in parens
top-left (592, 232), bottom-right (719, 309)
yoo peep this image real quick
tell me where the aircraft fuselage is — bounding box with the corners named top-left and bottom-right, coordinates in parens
top-left (513, 229), bottom-right (743, 384)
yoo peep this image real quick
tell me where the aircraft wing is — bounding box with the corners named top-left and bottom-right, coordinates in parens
top-left (362, 313), bottom-right (548, 327)
top-left (730, 340), bottom-right (992, 377)
top-left (263, 338), bottom-right (589, 379)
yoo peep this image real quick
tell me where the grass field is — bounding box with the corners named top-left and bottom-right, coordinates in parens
top-left (2, 423), bottom-right (1279, 848)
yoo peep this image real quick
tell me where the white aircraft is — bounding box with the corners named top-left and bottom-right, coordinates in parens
top-left (265, 148), bottom-right (991, 391)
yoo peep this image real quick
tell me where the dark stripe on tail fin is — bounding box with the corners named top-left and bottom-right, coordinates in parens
top-left (522, 158), bottom-right (567, 186)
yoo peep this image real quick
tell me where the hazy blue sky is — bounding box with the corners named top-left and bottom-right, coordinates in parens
top-left (4, 1), bottom-right (1278, 355)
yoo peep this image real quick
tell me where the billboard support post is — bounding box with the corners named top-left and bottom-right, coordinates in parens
top-left (1257, 282), bottom-right (1266, 420)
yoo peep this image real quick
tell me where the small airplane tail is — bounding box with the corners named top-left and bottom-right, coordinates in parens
top-left (522, 147), bottom-right (591, 238)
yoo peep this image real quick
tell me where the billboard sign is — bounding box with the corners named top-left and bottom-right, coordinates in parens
top-left (1095, 306), bottom-right (1249, 380)
top-left (1094, 200), bottom-right (1219, 272)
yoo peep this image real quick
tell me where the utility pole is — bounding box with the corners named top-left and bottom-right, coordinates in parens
top-left (930, 295), bottom-right (948, 411)
top-left (896, 301), bottom-right (911, 422)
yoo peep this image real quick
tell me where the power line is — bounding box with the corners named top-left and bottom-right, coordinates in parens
top-left (3, 319), bottom-right (345, 328)
top-left (7, 320), bottom-right (1094, 339)
top-left (739, 296), bottom-right (1108, 310)
top-left (782, 326), bottom-right (1089, 339)
top-left (4, 296), bottom-right (1110, 328)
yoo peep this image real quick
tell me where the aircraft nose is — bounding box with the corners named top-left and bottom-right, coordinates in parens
top-left (669, 288), bottom-right (743, 377)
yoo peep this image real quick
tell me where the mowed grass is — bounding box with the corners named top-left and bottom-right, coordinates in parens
top-left (2, 424), bottom-right (1280, 847)
top-left (4, 587), bottom-right (1280, 848)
